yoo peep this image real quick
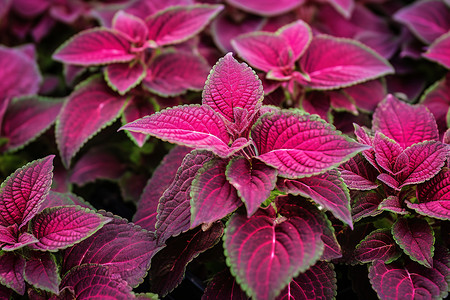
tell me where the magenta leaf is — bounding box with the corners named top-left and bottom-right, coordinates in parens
top-left (143, 49), bottom-right (210, 97)
top-left (225, 157), bottom-right (278, 217)
top-left (225, 0), bottom-right (303, 16)
top-left (190, 158), bottom-right (241, 228)
top-left (224, 197), bottom-right (324, 300)
top-left (120, 105), bottom-right (232, 157)
top-left (40, 191), bottom-right (95, 212)
top-left (59, 265), bottom-right (134, 299)
top-left (133, 146), bottom-right (191, 231)
top-left (373, 95), bottom-right (439, 149)
top-left (0, 155), bottom-right (54, 228)
top-left (352, 191), bottom-right (384, 222)
top-left (56, 77), bottom-right (127, 167)
top-left (30, 205), bottom-right (111, 251)
top-left (373, 132), bottom-right (404, 174)
top-left (156, 150), bottom-right (213, 245)
top-left (276, 261), bottom-right (337, 300)
top-left (344, 79), bottom-right (387, 112)
top-left (378, 196), bottom-right (407, 215)
top-left (354, 229), bottom-right (401, 264)
top-left (393, 0), bottom-right (450, 44)
top-left (277, 20), bottom-right (312, 61)
top-left (299, 35), bottom-right (394, 89)
top-left (52, 28), bottom-right (134, 66)
top-left (121, 94), bottom-right (156, 147)
top-left (112, 10), bottom-right (148, 43)
top-left (0, 252), bottom-right (25, 295)
top-left (277, 169), bottom-right (353, 228)
top-left (202, 53), bottom-right (263, 125)
top-left (105, 60), bottom-right (146, 95)
top-left (320, 218), bottom-right (342, 261)
top-left (146, 4), bottom-right (223, 47)
top-left (63, 212), bottom-right (161, 287)
top-left (423, 32), bottom-right (450, 69)
top-left (1, 96), bottom-right (62, 152)
top-left (0, 229), bottom-right (38, 251)
top-left (252, 110), bottom-right (369, 178)
top-left (202, 269), bottom-right (248, 300)
top-left (149, 223), bottom-right (224, 296)
top-left (323, 0), bottom-right (354, 18)
top-left (392, 217), bottom-right (434, 268)
top-left (421, 75), bottom-right (450, 133)
top-left (24, 252), bottom-right (60, 294)
top-left (338, 155), bottom-right (379, 190)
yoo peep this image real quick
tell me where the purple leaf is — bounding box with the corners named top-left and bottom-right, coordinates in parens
top-left (323, 0), bottom-right (354, 19)
top-left (121, 94), bottom-right (156, 147)
top-left (277, 169), bottom-right (353, 228)
top-left (423, 31), bottom-right (450, 69)
top-left (393, 0), bottom-right (450, 44)
top-left (105, 61), bottom-right (146, 95)
top-left (373, 132), bottom-right (404, 174)
top-left (338, 155), bottom-right (379, 190)
top-left (0, 155), bottom-right (54, 228)
top-left (29, 206), bottom-right (111, 251)
top-left (40, 191), bottom-right (95, 212)
top-left (392, 217), bottom-right (434, 268)
top-left (190, 158), bottom-right (241, 228)
top-left (202, 53), bottom-right (263, 125)
top-left (59, 265), bottom-right (134, 299)
top-left (146, 4), bottom-right (223, 47)
top-left (344, 79), bottom-right (387, 112)
top-left (120, 105), bottom-right (233, 157)
top-left (373, 95), bottom-right (439, 149)
top-left (0, 252), bottom-right (25, 295)
top-left (252, 110), bottom-right (369, 178)
top-left (56, 77), bottom-right (127, 167)
top-left (354, 229), bottom-right (401, 264)
top-left (202, 269), bottom-right (249, 300)
top-left (224, 197), bottom-right (324, 300)
top-left (52, 28), bottom-right (134, 66)
top-left (277, 20), bottom-right (312, 61)
top-left (299, 35), bottom-right (394, 89)
top-left (351, 191), bottom-right (383, 222)
top-left (225, 0), bottom-right (303, 16)
top-left (156, 150), bottom-right (213, 245)
top-left (225, 157), bottom-right (278, 217)
top-left (24, 252), bottom-right (60, 294)
top-left (1, 96), bottom-right (62, 152)
top-left (420, 75), bottom-right (450, 134)
top-left (276, 261), bottom-right (337, 300)
top-left (320, 217), bottom-right (342, 261)
top-left (133, 146), bottom-right (191, 231)
top-left (378, 196), bottom-right (407, 215)
top-left (0, 228), bottom-right (38, 251)
top-left (112, 10), bottom-right (148, 43)
top-left (149, 223), bottom-right (224, 296)
top-left (143, 50), bottom-right (210, 97)
top-left (63, 212), bottom-right (161, 287)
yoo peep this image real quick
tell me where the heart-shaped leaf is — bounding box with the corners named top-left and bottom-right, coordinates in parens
top-left (0, 252), bottom-right (25, 295)
top-left (225, 0), bottom-right (303, 16)
top-left (338, 155), bottom-right (379, 190)
top-left (423, 32), bottom-right (450, 69)
top-left (24, 252), bottom-right (60, 294)
top-left (104, 60), bottom-right (146, 95)
top-left (354, 229), bottom-right (401, 264)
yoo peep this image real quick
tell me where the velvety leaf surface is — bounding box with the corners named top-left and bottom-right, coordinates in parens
top-left (392, 217), bottom-right (434, 268)
top-left (105, 60), bottom-right (146, 95)
top-left (299, 35), bottom-right (394, 89)
top-left (354, 229), bottom-right (401, 264)
top-left (338, 155), bottom-right (379, 190)
top-left (190, 158), bottom-right (241, 228)
top-left (202, 53), bottom-right (263, 124)
top-left (226, 157), bottom-right (277, 217)
top-left (202, 269), bottom-right (249, 300)
top-left (63, 212), bottom-right (161, 287)
top-left (146, 4), bottom-right (223, 47)
top-left (149, 222), bottom-right (224, 296)
top-left (143, 50), bottom-right (210, 97)
top-left (224, 197), bottom-right (324, 300)
top-left (320, 218), bottom-right (342, 261)
top-left (253, 110), bottom-right (368, 178)
top-left (351, 191), bottom-right (383, 222)
top-left (275, 261), bottom-right (337, 300)
top-left (378, 196), bottom-right (407, 215)
top-left (373, 95), bottom-right (439, 149)
top-left (56, 77), bottom-right (127, 167)
top-left (0, 252), bottom-right (25, 295)
top-left (121, 95), bottom-right (156, 147)
top-left (133, 146), bottom-right (191, 231)
top-left (277, 20), bottom-right (312, 62)
top-left (52, 28), bottom-right (134, 65)
top-left (225, 0), bottom-right (303, 16)
top-left (120, 105), bottom-right (232, 157)
top-left (156, 150), bottom-right (213, 245)
top-left (24, 252), bottom-right (60, 294)
top-left (0, 155), bottom-right (54, 228)
top-left (59, 264), bottom-right (134, 299)
top-left (372, 132), bottom-right (404, 174)
top-left (277, 169), bottom-right (352, 228)
top-left (30, 206), bottom-right (111, 251)
top-left (423, 32), bottom-right (450, 69)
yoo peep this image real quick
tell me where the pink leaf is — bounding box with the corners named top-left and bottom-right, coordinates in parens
top-left (105, 60), bottom-right (146, 95)
top-left (56, 77), bottom-right (127, 167)
top-left (225, 0), bottom-right (304, 16)
top-left (378, 196), bottom-right (407, 215)
top-left (373, 132), bottom-right (404, 174)
top-left (112, 10), bottom-right (148, 43)
top-left (392, 217), bottom-right (434, 268)
top-left (226, 157), bottom-right (278, 217)
top-left (53, 28), bottom-right (134, 66)
top-left (338, 155), bottom-right (379, 190)
top-left (299, 35), bottom-right (394, 89)
top-left (24, 252), bottom-right (60, 294)
top-left (0, 155), bottom-right (54, 228)
top-left (0, 252), bottom-right (25, 295)
top-left (343, 79), bottom-right (387, 112)
top-left (354, 229), bottom-right (401, 264)
top-left (323, 0), bottom-right (354, 18)
top-left (202, 269), bottom-right (248, 300)
top-left (143, 50), bottom-right (210, 97)
top-left (190, 158), bottom-right (241, 228)
top-left (373, 95), bottom-right (439, 149)
top-left (253, 111), bottom-right (369, 178)
top-left (277, 20), bottom-right (312, 61)
top-left (40, 191), bottom-right (95, 212)
top-left (420, 75), bottom-right (450, 134)
top-left (30, 206), bottom-right (111, 251)
top-left (320, 219), bottom-right (342, 261)
top-left (120, 105), bottom-right (233, 157)
top-left (202, 53), bottom-right (263, 124)
top-left (351, 191), bottom-right (383, 222)
top-left (146, 4), bottom-right (223, 47)
top-left (224, 197), bottom-right (324, 300)
top-left (0, 228), bottom-right (38, 251)
top-left (423, 31), bottom-right (450, 69)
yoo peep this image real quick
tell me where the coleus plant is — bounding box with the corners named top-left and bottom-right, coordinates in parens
top-left (121, 53), bottom-right (370, 299)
